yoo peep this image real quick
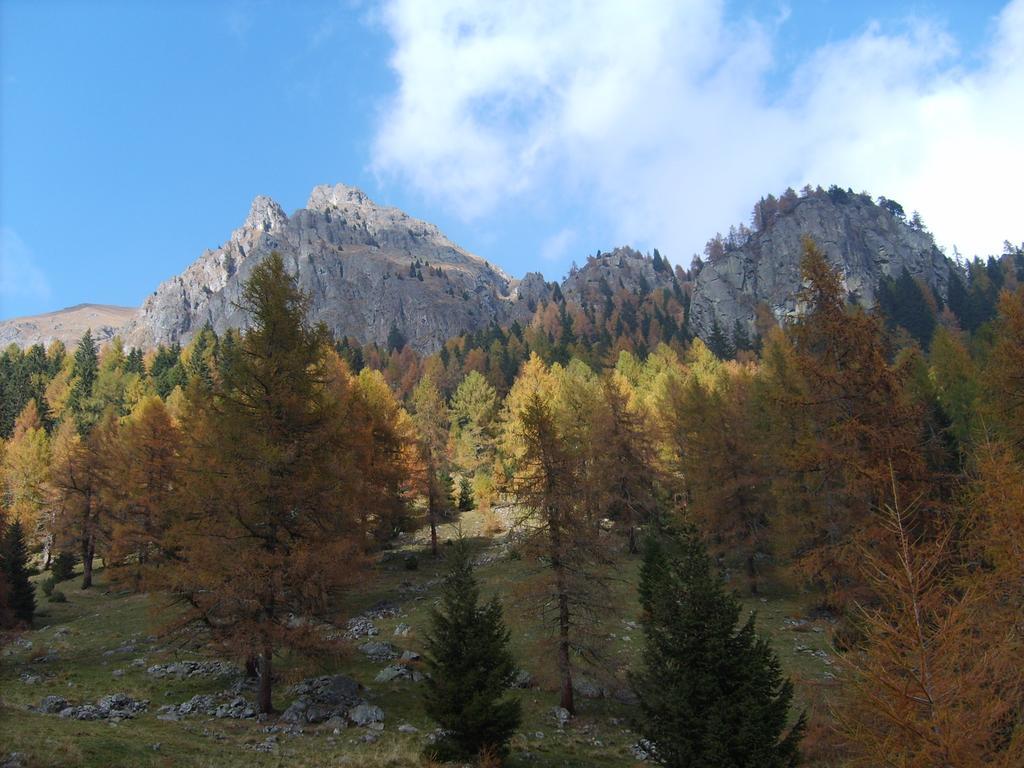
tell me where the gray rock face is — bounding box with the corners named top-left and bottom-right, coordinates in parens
top-left (689, 192), bottom-right (951, 341)
top-left (122, 184), bottom-right (520, 354)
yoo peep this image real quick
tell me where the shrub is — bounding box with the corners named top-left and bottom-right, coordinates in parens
top-left (42, 576), bottom-right (56, 597)
top-left (48, 590), bottom-right (67, 603)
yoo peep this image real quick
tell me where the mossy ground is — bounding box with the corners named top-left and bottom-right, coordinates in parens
top-left (0, 509), bottom-right (838, 767)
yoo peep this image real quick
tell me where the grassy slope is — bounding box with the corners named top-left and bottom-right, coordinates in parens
top-left (0, 510), bottom-right (837, 767)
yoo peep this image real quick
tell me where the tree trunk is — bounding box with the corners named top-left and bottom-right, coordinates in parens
top-left (258, 645), bottom-right (274, 714)
top-left (245, 655), bottom-right (259, 678)
top-left (549, 511), bottom-right (575, 714)
top-left (556, 580), bottom-right (575, 714)
top-left (428, 475), bottom-right (439, 557)
top-left (627, 523), bottom-right (638, 555)
top-left (81, 535), bottom-right (94, 589)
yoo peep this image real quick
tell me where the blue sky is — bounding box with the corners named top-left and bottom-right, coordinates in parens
top-left (2, 0), bottom-right (1021, 319)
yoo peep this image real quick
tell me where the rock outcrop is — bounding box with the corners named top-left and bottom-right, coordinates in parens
top-left (562, 246), bottom-right (677, 309)
top-left (121, 184), bottom-right (520, 354)
top-left (689, 191), bottom-right (951, 341)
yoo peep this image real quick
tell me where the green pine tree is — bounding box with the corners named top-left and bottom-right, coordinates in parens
top-left (457, 477), bottom-right (474, 511)
top-left (631, 525), bottom-right (804, 767)
top-left (1, 520), bottom-right (36, 626)
top-left (707, 319), bottom-right (735, 360)
top-left (423, 540), bottom-right (521, 761)
top-left (68, 329), bottom-right (99, 435)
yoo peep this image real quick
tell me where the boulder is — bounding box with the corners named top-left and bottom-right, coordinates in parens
top-left (36, 695), bottom-right (69, 714)
top-left (513, 669), bottom-right (534, 688)
top-left (214, 696), bottom-right (256, 719)
top-left (281, 675), bottom-right (363, 724)
top-left (358, 641), bottom-right (398, 662)
top-left (347, 703), bottom-right (384, 727)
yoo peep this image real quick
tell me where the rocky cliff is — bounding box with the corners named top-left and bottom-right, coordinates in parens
top-left (688, 190), bottom-right (951, 341)
top-left (121, 185), bottom-right (521, 353)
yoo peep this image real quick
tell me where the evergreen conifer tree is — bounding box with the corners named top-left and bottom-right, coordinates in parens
top-left (631, 525), bottom-right (804, 767)
top-left (68, 329), bottom-right (99, 435)
top-left (707, 319), bottom-right (735, 360)
top-left (423, 540), bottom-right (521, 761)
top-left (457, 476), bottom-right (474, 511)
top-left (0, 519), bottom-right (36, 625)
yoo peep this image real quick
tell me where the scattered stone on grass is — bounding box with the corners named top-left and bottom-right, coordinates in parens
top-left (146, 660), bottom-right (238, 679)
top-left (38, 693), bottom-right (149, 721)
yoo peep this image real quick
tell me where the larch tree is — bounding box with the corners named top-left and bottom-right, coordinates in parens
top-left (501, 354), bottom-right (611, 715)
top-left (49, 414), bottom-right (110, 589)
top-left (836, 478), bottom-right (1022, 767)
top-left (157, 253), bottom-right (367, 713)
top-left (767, 239), bottom-right (926, 600)
top-left (983, 287), bottom-right (1024, 450)
top-left (2, 400), bottom-right (51, 552)
top-left (348, 367), bottom-right (417, 547)
top-left (104, 395), bottom-right (183, 590)
top-left (928, 326), bottom-right (980, 453)
top-left (410, 374), bottom-right (451, 557)
top-left (660, 340), bottom-right (773, 592)
top-left (594, 372), bottom-right (659, 554)
top-left (449, 370), bottom-right (499, 477)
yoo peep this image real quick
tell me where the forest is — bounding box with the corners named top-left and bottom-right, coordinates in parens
top-left (1, 240), bottom-right (1022, 768)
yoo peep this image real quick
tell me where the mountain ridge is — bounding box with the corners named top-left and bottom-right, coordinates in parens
top-left (1, 184), bottom-right (955, 353)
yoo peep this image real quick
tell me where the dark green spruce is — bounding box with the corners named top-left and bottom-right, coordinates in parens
top-left (423, 540), bottom-right (521, 761)
top-left (631, 525), bottom-right (805, 767)
top-left (1, 519), bottom-right (37, 626)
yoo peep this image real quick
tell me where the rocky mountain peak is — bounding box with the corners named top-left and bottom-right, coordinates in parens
top-left (122, 183), bottom-right (519, 352)
top-left (232, 195), bottom-right (288, 245)
top-left (306, 183), bottom-right (371, 211)
top-left (689, 188), bottom-right (951, 341)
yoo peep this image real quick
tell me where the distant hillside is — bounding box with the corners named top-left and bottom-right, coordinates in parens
top-left (0, 304), bottom-right (137, 349)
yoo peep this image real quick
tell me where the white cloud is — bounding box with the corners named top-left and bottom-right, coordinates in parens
top-left (372, 0), bottom-right (1024, 263)
top-left (0, 228), bottom-right (51, 312)
top-left (540, 228), bottom-right (576, 262)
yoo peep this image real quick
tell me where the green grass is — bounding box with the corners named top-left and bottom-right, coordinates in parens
top-left (0, 509), bottom-right (838, 767)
